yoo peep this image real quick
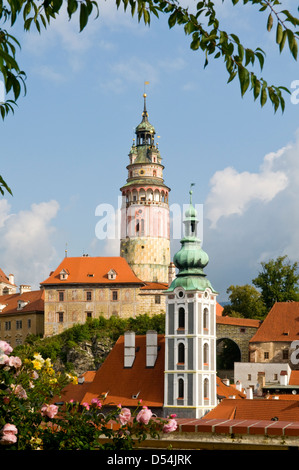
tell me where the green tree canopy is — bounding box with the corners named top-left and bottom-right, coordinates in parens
top-left (223, 284), bottom-right (267, 319)
top-left (252, 255), bottom-right (299, 310)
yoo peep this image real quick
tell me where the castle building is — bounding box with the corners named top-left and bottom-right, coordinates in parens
top-left (41, 256), bottom-right (167, 337)
top-left (163, 188), bottom-right (218, 418)
top-left (120, 94), bottom-right (171, 284)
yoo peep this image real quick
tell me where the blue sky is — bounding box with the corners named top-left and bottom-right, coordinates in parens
top-left (1, 1), bottom-right (299, 303)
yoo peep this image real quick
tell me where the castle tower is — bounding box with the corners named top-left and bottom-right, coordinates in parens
top-left (164, 186), bottom-right (218, 419)
top-left (120, 94), bottom-right (171, 283)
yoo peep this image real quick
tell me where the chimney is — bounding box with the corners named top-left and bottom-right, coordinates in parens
top-left (9, 274), bottom-right (14, 285)
top-left (20, 285), bottom-right (31, 295)
top-left (280, 370), bottom-right (288, 386)
top-left (124, 331), bottom-right (135, 368)
top-left (246, 388), bottom-right (253, 399)
top-left (222, 378), bottom-right (230, 386)
top-left (235, 380), bottom-right (242, 391)
top-left (146, 330), bottom-right (158, 367)
top-left (168, 262), bottom-right (176, 286)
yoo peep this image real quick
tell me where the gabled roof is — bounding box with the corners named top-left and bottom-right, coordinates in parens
top-left (80, 334), bottom-right (165, 408)
top-left (41, 257), bottom-right (145, 286)
top-left (249, 302), bottom-right (299, 343)
top-left (0, 290), bottom-right (44, 315)
top-left (203, 397), bottom-right (299, 422)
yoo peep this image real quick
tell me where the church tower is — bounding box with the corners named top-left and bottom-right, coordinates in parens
top-left (120, 94), bottom-right (171, 284)
top-left (164, 187), bottom-right (218, 419)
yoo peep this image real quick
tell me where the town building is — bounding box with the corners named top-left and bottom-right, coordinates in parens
top-left (0, 268), bottom-right (17, 295)
top-left (40, 256), bottom-right (168, 337)
top-left (0, 286), bottom-right (44, 347)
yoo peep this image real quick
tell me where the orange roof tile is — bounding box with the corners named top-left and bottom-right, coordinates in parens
top-left (41, 257), bottom-right (145, 286)
top-left (216, 315), bottom-right (261, 328)
top-left (81, 335), bottom-right (165, 408)
top-left (0, 268), bottom-right (15, 286)
top-left (140, 282), bottom-right (168, 290)
top-left (0, 290), bottom-right (44, 315)
top-left (289, 370), bottom-right (299, 386)
top-left (250, 302), bottom-right (299, 343)
top-left (216, 377), bottom-right (246, 400)
top-left (52, 371), bottom-right (96, 404)
top-left (216, 303), bottom-right (224, 316)
top-left (203, 397), bottom-right (299, 421)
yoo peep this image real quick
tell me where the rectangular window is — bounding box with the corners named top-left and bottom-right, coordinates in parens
top-left (58, 291), bottom-right (64, 302)
top-left (112, 291), bottom-right (118, 301)
top-left (283, 349), bottom-right (289, 360)
top-left (16, 320), bottom-right (22, 330)
top-left (5, 321), bottom-right (11, 331)
top-left (155, 295), bottom-right (161, 304)
top-left (28, 319), bottom-right (31, 329)
top-left (264, 352), bottom-right (269, 360)
top-left (86, 311), bottom-right (92, 319)
top-left (86, 291), bottom-right (92, 301)
top-left (58, 312), bottom-right (64, 323)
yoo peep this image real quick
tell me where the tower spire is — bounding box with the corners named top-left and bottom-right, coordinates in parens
top-left (142, 93), bottom-right (148, 121)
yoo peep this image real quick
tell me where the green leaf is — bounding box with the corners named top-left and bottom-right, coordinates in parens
top-left (276, 23), bottom-right (283, 44)
top-left (238, 65), bottom-right (249, 96)
top-left (79, 3), bottom-right (88, 32)
top-left (267, 13), bottom-right (273, 32)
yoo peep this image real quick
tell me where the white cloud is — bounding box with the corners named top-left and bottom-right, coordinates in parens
top-left (0, 200), bottom-right (60, 289)
top-left (205, 148), bottom-right (289, 228)
top-left (203, 130), bottom-right (299, 301)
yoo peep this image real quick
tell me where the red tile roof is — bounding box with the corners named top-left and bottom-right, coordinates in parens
top-left (81, 334), bottom-right (165, 408)
top-left (216, 377), bottom-right (246, 399)
top-left (203, 397), bottom-right (299, 421)
top-left (41, 257), bottom-right (145, 286)
top-left (53, 371), bottom-right (96, 404)
top-left (0, 268), bottom-right (15, 286)
top-left (0, 290), bottom-right (44, 315)
top-left (249, 302), bottom-right (299, 342)
top-left (216, 315), bottom-right (261, 328)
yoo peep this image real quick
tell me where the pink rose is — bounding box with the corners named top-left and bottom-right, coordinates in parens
top-left (1, 423), bottom-right (18, 445)
top-left (163, 418), bottom-right (177, 433)
top-left (41, 404), bottom-right (58, 419)
top-left (91, 398), bottom-right (102, 408)
top-left (0, 354), bottom-right (9, 365)
top-left (136, 406), bottom-right (152, 425)
top-left (7, 356), bottom-right (22, 368)
top-left (0, 341), bottom-right (13, 354)
top-left (119, 408), bottom-right (131, 426)
top-left (12, 384), bottom-right (27, 399)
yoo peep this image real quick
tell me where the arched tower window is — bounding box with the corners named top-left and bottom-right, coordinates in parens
top-left (204, 378), bottom-right (209, 399)
top-left (178, 342), bottom-right (185, 364)
top-left (178, 378), bottom-right (184, 399)
top-left (203, 343), bottom-right (209, 364)
top-left (178, 307), bottom-right (185, 329)
top-left (203, 308), bottom-right (209, 330)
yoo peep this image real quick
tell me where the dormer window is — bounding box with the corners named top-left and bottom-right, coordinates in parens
top-left (108, 269), bottom-right (117, 280)
top-left (59, 269), bottom-right (69, 280)
top-left (17, 300), bottom-right (29, 310)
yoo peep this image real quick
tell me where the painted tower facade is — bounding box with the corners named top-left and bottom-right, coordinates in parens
top-left (164, 189), bottom-right (218, 418)
top-left (120, 94), bottom-right (170, 283)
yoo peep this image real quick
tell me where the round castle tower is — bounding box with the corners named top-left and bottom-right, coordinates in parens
top-left (120, 94), bottom-right (171, 283)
